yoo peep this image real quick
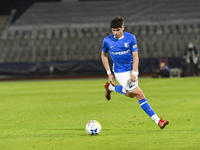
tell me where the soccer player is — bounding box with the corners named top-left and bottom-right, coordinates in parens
top-left (101, 16), bottom-right (169, 129)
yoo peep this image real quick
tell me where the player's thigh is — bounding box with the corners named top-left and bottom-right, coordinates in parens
top-left (131, 86), bottom-right (144, 95)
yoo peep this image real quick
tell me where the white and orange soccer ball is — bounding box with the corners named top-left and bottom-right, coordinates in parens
top-left (85, 120), bottom-right (101, 135)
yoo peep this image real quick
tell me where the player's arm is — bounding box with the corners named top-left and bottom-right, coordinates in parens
top-left (101, 51), bottom-right (115, 86)
top-left (101, 51), bottom-right (111, 72)
top-left (130, 51), bottom-right (139, 82)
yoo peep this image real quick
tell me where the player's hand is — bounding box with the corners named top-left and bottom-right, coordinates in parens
top-left (108, 74), bottom-right (116, 86)
top-left (130, 74), bottom-right (136, 83)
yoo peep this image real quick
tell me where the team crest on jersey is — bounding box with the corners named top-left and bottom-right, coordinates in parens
top-left (124, 43), bottom-right (129, 48)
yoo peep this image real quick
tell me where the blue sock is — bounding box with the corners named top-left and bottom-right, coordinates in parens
top-left (139, 98), bottom-right (155, 117)
top-left (115, 85), bottom-right (126, 96)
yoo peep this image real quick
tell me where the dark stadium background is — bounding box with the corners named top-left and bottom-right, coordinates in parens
top-left (0, 0), bottom-right (200, 79)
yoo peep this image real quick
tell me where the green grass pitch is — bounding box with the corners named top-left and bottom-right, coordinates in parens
top-left (0, 77), bottom-right (200, 150)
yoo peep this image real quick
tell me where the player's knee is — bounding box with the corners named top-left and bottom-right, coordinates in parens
top-left (126, 91), bottom-right (135, 98)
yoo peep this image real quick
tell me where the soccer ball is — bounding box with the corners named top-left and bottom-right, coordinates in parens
top-left (85, 120), bottom-right (101, 135)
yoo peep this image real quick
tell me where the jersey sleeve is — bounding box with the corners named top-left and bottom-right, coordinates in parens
top-left (102, 38), bottom-right (109, 53)
top-left (130, 35), bottom-right (138, 52)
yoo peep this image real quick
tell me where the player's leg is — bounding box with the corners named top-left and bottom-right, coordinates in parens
top-left (129, 87), bottom-right (157, 120)
top-left (103, 71), bottom-right (132, 100)
top-left (128, 87), bottom-right (169, 129)
top-left (114, 85), bottom-right (127, 96)
top-left (103, 82), bottom-right (126, 100)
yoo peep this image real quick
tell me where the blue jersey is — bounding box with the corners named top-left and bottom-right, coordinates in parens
top-left (102, 32), bottom-right (138, 73)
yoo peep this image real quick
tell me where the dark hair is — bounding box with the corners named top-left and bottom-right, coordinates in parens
top-left (110, 16), bottom-right (124, 28)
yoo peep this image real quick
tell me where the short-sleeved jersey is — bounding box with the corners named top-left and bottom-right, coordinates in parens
top-left (102, 32), bottom-right (138, 73)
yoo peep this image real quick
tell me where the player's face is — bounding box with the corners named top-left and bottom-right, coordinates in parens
top-left (112, 26), bottom-right (124, 39)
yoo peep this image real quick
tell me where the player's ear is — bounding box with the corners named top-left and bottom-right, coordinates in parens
top-left (122, 26), bottom-right (125, 31)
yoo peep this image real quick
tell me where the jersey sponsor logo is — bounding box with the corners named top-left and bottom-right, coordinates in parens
top-left (133, 44), bottom-right (137, 48)
top-left (124, 43), bottom-right (129, 48)
top-left (111, 49), bottom-right (130, 55)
